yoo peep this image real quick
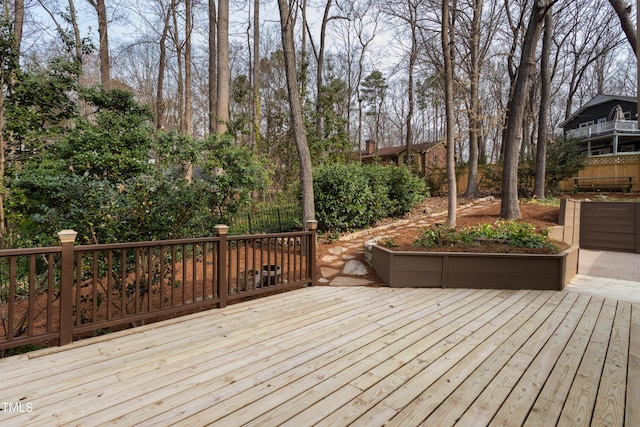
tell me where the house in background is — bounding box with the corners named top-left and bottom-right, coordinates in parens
top-left (360, 139), bottom-right (446, 174)
top-left (559, 94), bottom-right (640, 156)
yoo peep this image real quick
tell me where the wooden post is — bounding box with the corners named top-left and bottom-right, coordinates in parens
top-left (306, 220), bottom-right (318, 286)
top-left (215, 225), bottom-right (229, 308)
top-left (58, 229), bottom-right (77, 346)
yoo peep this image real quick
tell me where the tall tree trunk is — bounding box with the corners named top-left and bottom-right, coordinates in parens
top-left (464, 0), bottom-right (482, 198)
top-left (67, 0), bottom-right (83, 65)
top-left (87, 0), bottom-right (110, 88)
top-left (315, 0), bottom-right (332, 140)
top-left (1, 2), bottom-right (24, 243)
top-left (208, 0), bottom-right (217, 135)
top-left (500, 2), bottom-right (550, 219)
top-left (405, 1), bottom-right (417, 166)
top-left (534, 7), bottom-right (553, 199)
top-left (155, 3), bottom-right (172, 131)
top-left (252, 0), bottom-right (260, 149)
top-left (184, 0), bottom-right (193, 180)
top-left (171, 3), bottom-right (184, 132)
top-left (442, 0), bottom-right (457, 227)
top-left (216, 0), bottom-right (230, 134)
top-left (185, 0), bottom-right (192, 136)
top-left (13, 0), bottom-right (24, 53)
top-left (608, 0), bottom-right (637, 56)
top-left (277, 0), bottom-right (315, 226)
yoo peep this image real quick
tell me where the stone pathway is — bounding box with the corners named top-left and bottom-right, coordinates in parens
top-left (316, 197), bottom-right (498, 286)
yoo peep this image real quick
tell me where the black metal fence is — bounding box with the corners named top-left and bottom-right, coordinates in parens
top-left (228, 203), bottom-right (302, 235)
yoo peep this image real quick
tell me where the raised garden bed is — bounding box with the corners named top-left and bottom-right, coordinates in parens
top-left (368, 244), bottom-right (579, 290)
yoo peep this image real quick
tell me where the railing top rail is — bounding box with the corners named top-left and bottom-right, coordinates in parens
top-left (0, 246), bottom-right (62, 257)
top-left (75, 236), bottom-right (223, 252)
top-left (73, 229), bottom-right (312, 252)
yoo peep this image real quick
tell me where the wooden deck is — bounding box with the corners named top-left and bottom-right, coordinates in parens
top-left (1, 286), bottom-right (639, 426)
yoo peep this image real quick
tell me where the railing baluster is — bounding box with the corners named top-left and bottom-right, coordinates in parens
top-left (93, 252), bottom-right (99, 323)
top-left (107, 251), bottom-right (113, 320)
top-left (47, 254), bottom-right (55, 333)
top-left (28, 255), bottom-right (36, 337)
top-left (9, 257), bottom-right (16, 342)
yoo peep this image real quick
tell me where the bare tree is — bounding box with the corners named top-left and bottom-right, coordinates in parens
top-left (559, 0), bottom-right (623, 120)
top-left (463, 0), bottom-right (483, 198)
top-left (534, 6), bottom-right (553, 199)
top-left (501, 1), bottom-right (553, 219)
top-left (277, 0), bottom-right (315, 225)
top-left (0, 2), bottom-right (23, 243)
top-left (404, 0), bottom-right (420, 166)
top-left (208, 0), bottom-right (217, 134)
top-left (607, 0), bottom-right (637, 56)
top-left (155, 1), bottom-right (173, 131)
top-left (216, 0), bottom-right (229, 134)
top-left (185, 0), bottom-right (192, 136)
top-left (252, 0), bottom-right (260, 148)
top-left (442, 0), bottom-right (457, 227)
top-left (12, 0), bottom-right (24, 53)
top-left (86, 0), bottom-right (110, 87)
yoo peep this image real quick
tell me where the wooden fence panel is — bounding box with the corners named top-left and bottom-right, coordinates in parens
top-left (560, 155), bottom-right (640, 192)
top-left (580, 202), bottom-right (639, 253)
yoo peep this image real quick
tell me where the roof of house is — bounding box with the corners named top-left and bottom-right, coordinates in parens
top-left (361, 140), bottom-right (444, 159)
top-left (559, 94), bottom-right (637, 128)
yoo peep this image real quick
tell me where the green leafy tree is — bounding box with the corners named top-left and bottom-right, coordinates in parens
top-left (53, 87), bottom-right (155, 181)
top-left (306, 77), bottom-right (351, 165)
top-left (544, 137), bottom-right (588, 193)
top-left (360, 70), bottom-right (387, 144)
top-left (201, 135), bottom-right (270, 221)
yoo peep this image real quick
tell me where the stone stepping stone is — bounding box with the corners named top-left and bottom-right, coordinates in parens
top-left (329, 276), bottom-right (371, 286)
top-left (320, 267), bottom-right (340, 278)
top-left (343, 260), bottom-right (368, 276)
top-left (328, 247), bottom-right (348, 255)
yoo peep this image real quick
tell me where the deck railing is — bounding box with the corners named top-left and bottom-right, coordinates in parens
top-left (0, 222), bottom-right (317, 353)
top-left (565, 119), bottom-right (640, 139)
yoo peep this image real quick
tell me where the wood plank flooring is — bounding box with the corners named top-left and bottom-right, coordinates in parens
top-left (1, 286), bottom-right (638, 426)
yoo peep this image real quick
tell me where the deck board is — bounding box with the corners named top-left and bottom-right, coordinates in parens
top-left (1, 286), bottom-right (638, 427)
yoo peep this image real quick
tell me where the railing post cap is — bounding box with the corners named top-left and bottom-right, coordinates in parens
top-left (58, 229), bottom-right (78, 243)
top-left (214, 224), bottom-right (229, 236)
top-left (306, 220), bottom-right (318, 230)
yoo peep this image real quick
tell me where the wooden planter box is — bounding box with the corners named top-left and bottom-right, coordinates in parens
top-left (369, 244), bottom-right (579, 290)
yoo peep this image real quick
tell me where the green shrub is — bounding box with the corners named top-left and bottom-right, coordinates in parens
top-left (413, 225), bottom-right (470, 248)
top-left (414, 220), bottom-right (557, 251)
top-left (313, 163), bottom-right (428, 233)
top-left (313, 164), bottom-right (376, 232)
top-left (386, 166), bottom-right (428, 216)
top-left (361, 164), bottom-right (394, 221)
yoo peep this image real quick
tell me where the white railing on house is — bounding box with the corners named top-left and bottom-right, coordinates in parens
top-left (565, 120), bottom-right (640, 139)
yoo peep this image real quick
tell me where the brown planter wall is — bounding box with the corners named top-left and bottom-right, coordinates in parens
top-left (370, 245), bottom-right (579, 291)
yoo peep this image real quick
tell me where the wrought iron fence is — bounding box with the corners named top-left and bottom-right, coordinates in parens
top-left (228, 203), bottom-right (302, 235)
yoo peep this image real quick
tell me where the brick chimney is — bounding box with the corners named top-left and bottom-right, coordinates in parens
top-left (365, 139), bottom-right (376, 155)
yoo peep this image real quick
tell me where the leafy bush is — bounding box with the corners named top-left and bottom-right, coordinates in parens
top-left (413, 224), bottom-right (470, 248)
top-left (361, 164), bottom-right (394, 221)
top-left (414, 220), bottom-right (558, 252)
top-left (313, 164), bottom-right (376, 232)
top-left (313, 163), bottom-right (427, 232)
top-left (386, 166), bottom-right (428, 216)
